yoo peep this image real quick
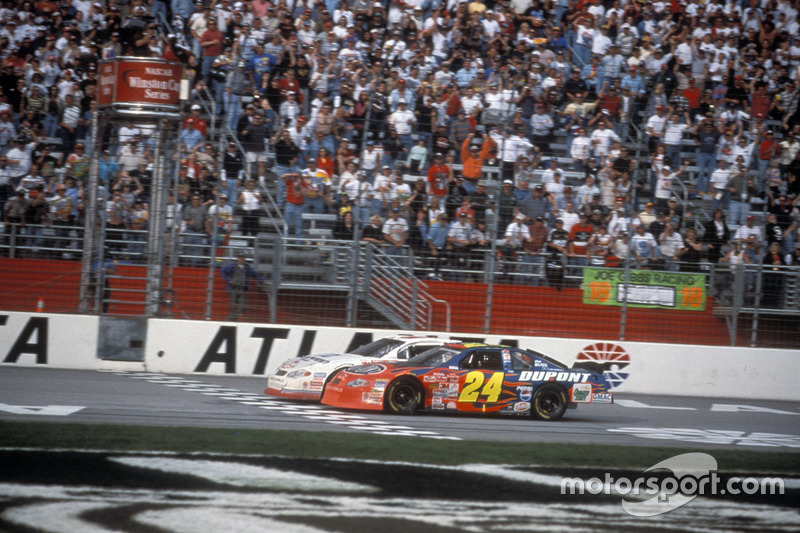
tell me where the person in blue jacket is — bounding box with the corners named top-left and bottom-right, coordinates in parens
top-left (220, 252), bottom-right (265, 321)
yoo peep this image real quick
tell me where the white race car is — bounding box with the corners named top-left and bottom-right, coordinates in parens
top-left (264, 336), bottom-right (451, 400)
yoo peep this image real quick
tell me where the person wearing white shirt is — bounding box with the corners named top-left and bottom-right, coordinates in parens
top-left (587, 0), bottom-right (605, 23)
top-left (733, 216), bottom-right (762, 245)
top-left (658, 224), bottom-right (684, 270)
top-left (483, 83), bottom-right (506, 125)
top-left (118, 125), bottom-right (142, 146)
top-left (446, 212), bottom-right (472, 280)
top-left (460, 87), bottom-right (483, 117)
top-left (591, 26), bottom-right (613, 56)
top-left (387, 100), bottom-right (416, 149)
top-left (545, 171), bottom-right (566, 204)
top-left (382, 207), bottom-right (409, 257)
top-left (630, 223), bottom-right (658, 267)
top-left (654, 162), bottom-right (687, 211)
top-left (556, 202), bottom-right (581, 232)
top-left (645, 105), bottom-right (667, 151)
top-left (5, 138), bottom-right (34, 179)
top-left (571, 127), bottom-right (592, 172)
top-left (663, 112), bottom-right (691, 168)
top-left (710, 159), bottom-right (732, 211)
top-left (730, 136), bottom-right (757, 169)
top-left (575, 176), bottom-right (601, 208)
top-left (541, 159), bottom-right (565, 185)
top-left (590, 120), bottom-right (620, 161)
top-left (482, 10), bottom-right (501, 39)
top-left (675, 39), bottom-right (694, 66)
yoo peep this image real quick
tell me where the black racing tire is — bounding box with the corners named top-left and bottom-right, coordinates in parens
top-left (383, 378), bottom-right (424, 415)
top-left (531, 383), bottom-right (568, 421)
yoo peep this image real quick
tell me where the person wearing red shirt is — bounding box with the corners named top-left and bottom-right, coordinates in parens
top-left (567, 212), bottom-right (594, 268)
top-left (282, 172), bottom-right (307, 243)
top-left (682, 77), bottom-right (701, 111)
top-left (750, 84), bottom-right (772, 120)
top-left (757, 130), bottom-right (780, 174)
top-left (316, 147), bottom-right (335, 179)
top-left (597, 84), bottom-right (622, 119)
top-left (277, 69), bottom-right (303, 104)
top-left (182, 105), bottom-right (209, 137)
top-left (426, 152), bottom-right (452, 204)
top-left (200, 19), bottom-right (224, 85)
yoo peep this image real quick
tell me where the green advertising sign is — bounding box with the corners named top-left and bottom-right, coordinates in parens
top-left (582, 268), bottom-right (707, 311)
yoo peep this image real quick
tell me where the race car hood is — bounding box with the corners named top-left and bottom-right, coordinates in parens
top-left (274, 353), bottom-right (373, 374)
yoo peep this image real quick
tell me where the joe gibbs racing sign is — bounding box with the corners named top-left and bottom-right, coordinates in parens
top-left (98, 58), bottom-right (183, 108)
top-left (582, 267), bottom-right (706, 311)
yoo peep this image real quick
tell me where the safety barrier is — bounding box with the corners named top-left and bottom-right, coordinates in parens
top-left (1, 311), bottom-right (797, 401)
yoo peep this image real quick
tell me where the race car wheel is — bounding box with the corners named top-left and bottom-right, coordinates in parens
top-left (531, 384), bottom-right (568, 421)
top-left (384, 378), bottom-right (423, 415)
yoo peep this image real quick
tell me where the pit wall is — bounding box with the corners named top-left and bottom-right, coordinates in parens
top-left (1, 312), bottom-right (797, 401)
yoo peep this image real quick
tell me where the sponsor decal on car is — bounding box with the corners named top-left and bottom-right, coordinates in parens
top-left (592, 392), bottom-right (613, 403)
top-left (361, 392), bottom-right (383, 404)
top-left (520, 371), bottom-right (592, 383)
top-left (446, 401), bottom-right (457, 409)
top-left (310, 380), bottom-right (324, 389)
top-left (571, 383), bottom-right (592, 402)
top-left (372, 380), bottom-right (388, 391)
top-left (518, 387), bottom-right (532, 402)
top-left (514, 402), bottom-right (530, 412)
top-left (314, 372), bottom-right (327, 378)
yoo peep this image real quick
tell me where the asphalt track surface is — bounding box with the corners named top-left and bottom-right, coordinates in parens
top-left (1, 367), bottom-right (799, 449)
top-left (1, 367), bottom-right (798, 532)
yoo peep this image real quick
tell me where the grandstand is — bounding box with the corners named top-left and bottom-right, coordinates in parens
top-left (0, 0), bottom-right (798, 348)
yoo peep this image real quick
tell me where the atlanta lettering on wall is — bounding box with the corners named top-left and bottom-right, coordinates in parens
top-left (0, 315), bottom-right (48, 364)
top-left (191, 327), bottom-right (523, 375)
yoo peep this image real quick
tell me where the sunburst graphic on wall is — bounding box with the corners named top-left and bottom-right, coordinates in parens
top-left (573, 342), bottom-right (630, 390)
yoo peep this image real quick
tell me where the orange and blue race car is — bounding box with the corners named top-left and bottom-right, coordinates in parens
top-left (321, 344), bottom-right (613, 420)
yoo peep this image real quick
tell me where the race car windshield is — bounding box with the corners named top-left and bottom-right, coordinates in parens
top-left (349, 338), bottom-right (406, 357)
top-left (401, 346), bottom-right (461, 367)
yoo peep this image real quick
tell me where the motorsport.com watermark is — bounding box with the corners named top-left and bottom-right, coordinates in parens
top-left (560, 452), bottom-right (785, 517)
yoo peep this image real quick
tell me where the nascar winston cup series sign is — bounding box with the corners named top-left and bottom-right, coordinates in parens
top-left (98, 58), bottom-right (183, 108)
top-left (582, 268), bottom-right (707, 311)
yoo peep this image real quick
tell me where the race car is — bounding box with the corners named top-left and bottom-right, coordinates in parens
top-left (264, 335), bottom-right (451, 401)
top-left (321, 344), bottom-right (613, 420)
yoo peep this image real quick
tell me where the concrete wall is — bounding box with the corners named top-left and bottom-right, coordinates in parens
top-left (2, 312), bottom-right (797, 401)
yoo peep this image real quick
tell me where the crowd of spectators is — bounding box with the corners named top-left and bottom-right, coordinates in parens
top-left (0, 0), bottom-right (799, 303)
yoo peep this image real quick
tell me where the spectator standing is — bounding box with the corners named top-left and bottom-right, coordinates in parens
top-left (630, 222), bottom-right (657, 269)
top-left (282, 172), bottom-right (306, 244)
top-left (382, 207), bottom-right (409, 258)
top-left (241, 112), bottom-right (270, 183)
top-left (236, 180), bottom-right (262, 245)
top-left (200, 19), bottom-right (224, 84)
top-left (220, 252), bottom-right (265, 321)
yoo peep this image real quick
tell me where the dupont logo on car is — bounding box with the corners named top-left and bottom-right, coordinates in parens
top-left (519, 371), bottom-right (592, 383)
